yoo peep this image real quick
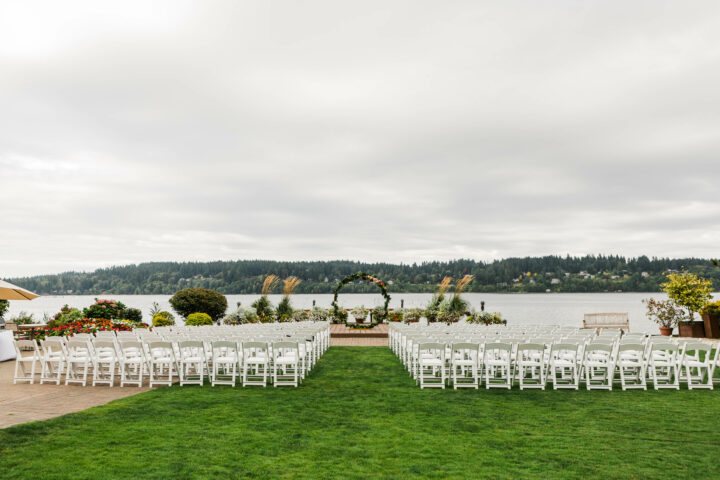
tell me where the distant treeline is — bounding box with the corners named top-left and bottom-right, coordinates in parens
top-left (8, 256), bottom-right (720, 295)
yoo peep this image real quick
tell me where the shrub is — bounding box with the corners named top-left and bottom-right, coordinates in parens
top-left (643, 298), bottom-right (684, 328)
top-left (436, 310), bottom-right (461, 324)
top-left (49, 305), bottom-right (83, 327)
top-left (309, 307), bottom-right (331, 322)
top-left (661, 273), bottom-right (713, 322)
top-left (701, 301), bottom-right (720, 317)
top-left (0, 300), bottom-right (9, 320)
top-left (223, 307), bottom-right (259, 325)
top-left (276, 297), bottom-right (293, 318)
top-left (83, 299), bottom-right (127, 320)
top-left (468, 311), bottom-right (504, 325)
top-left (372, 306), bottom-right (388, 321)
top-left (170, 288), bottom-right (228, 321)
top-left (9, 311), bottom-right (35, 325)
top-left (386, 309), bottom-right (404, 322)
top-left (331, 309), bottom-right (348, 323)
top-left (251, 295), bottom-right (274, 319)
top-left (152, 311), bottom-right (175, 327)
top-left (185, 312), bottom-right (213, 326)
top-left (123, 308), bottom-right (143, 323)
top-left (292, 310), bottom-right (310, 322)
top-left (404, 309), bottom-right (423, 322)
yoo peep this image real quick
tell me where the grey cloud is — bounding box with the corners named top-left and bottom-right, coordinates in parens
top-left (1, 0), bottom-right (720, 276)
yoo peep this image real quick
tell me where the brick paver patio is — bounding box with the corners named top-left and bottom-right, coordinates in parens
top-left (0, 360), bottom-right (152, 429)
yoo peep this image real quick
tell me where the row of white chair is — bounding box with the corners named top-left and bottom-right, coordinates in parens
top-left (409, 341), bottom-right (718, 390)
top-left (389, 324), bottom-right (719, 390)
top-left (14, 322), bottom-right (330, 388)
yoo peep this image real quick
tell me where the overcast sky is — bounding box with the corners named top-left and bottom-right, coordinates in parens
top-left (1, 1), bottom-right (719, 277)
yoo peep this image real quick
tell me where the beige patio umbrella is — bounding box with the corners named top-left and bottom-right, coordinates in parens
top-left (0, 279), bottom-right (39, 300)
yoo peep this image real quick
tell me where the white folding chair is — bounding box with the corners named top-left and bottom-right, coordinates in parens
top-left (242, 342), bottom-right (269, 387)
top-left (272, 342), bottom-right (300, 387)
top-left (616, 343), bottom-right (647, 390)
top-left (582, 343), bottom-right (614, 390)
top-left (65, 339), bottom-right (92, 386)
top-left (484, 343), bottom-right (513, 389)
top-left (211, 341), bottom-right (239, 386)
top-left (178, 341), bottom-right (206, 386)
top-left (515, 343), bottom-right (546, 390)
top-left (40, 337), bottom-right (67, 385)
top-left (13, 339), bottom-right (40, 384)
top-left (92, 339), bottom-right (118, 387)
top-left (647, 342), bottom-right (679, 390)
top-left (119, 340), bottom-right (147, 387)
top-left (450, 343), bottom-right (480, 389)
top-left (418, 343), bottom-right (446, 389)
top-left (681, 343), bottom-right (714, 390)
top-left (548, 344), bottom-right (580, 390)
top-left (147, 341), bottom-right (176, 387)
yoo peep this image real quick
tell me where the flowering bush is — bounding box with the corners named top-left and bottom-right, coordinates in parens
top-left (83, 298), bottom-right (127, 320)
top-left (47, 304), bottom-right (83, 328)
top-left (26, 318), bottom-right (133, 341)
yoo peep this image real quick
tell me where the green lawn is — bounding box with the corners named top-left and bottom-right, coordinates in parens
top-left (2, 347), bottom-right (720, 480)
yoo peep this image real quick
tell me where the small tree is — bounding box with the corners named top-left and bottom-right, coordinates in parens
top-left (661, 272), bottom-right (713, 322)
top-left (169, 288), bottom-right (228, 321)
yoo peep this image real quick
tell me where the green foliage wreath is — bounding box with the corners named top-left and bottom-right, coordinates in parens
top-left (331, 272), bottom-right (391, 324)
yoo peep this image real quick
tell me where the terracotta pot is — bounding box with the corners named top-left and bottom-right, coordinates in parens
top-left (678, 322), bottom-right (705, 338)
top-left (659, 326), bottom-right (673, 336)
top-left (702, 313), bottom-right (720, 339)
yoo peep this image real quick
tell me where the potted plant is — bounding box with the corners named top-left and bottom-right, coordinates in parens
top-left (350, 307), bottom-right (368, 322)
top-left (661, 272), bottom-right (713, 337)
top-left (700, 301), bottom-right (720, 339)
top-left (404, 309), bottom-right (422, 323)
top-left (643, 298), bottom-right (682, 336)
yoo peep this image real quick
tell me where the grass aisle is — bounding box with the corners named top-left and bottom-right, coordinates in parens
top-left (2, 347), bottom-right (720, 479)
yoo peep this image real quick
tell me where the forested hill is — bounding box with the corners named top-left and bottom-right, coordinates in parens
top-left (7, 256), bottom-right (720, 295)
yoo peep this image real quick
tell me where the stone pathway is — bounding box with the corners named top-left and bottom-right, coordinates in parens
top-left (0, 360), bottom-right (152, 429)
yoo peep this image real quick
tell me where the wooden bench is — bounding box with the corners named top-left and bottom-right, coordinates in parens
top-left (582, 313), bottom-right (630, 333)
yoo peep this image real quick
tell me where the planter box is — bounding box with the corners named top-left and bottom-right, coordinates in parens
top-left (702, 313), bottom-right (720, 339)
top-left (678, 322), bottom-right (705, 338)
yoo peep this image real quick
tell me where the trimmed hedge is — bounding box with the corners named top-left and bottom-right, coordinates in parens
top-left (152, 311), bottom-right (175, 327)
top-left (185, 312), bottom-right (213, 326)
top-left (170, 288), bottom-right (227, 321)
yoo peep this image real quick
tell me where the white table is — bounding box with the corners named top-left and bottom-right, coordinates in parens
top-left (0, 330), bottom-right (15, 362)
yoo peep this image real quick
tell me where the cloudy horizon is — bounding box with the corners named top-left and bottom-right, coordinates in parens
top-left (1, 1), bottom-right (719, 278)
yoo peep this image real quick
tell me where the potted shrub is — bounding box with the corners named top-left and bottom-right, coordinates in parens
top-left (700, 301), bottom-right (720, 339)
top-left (661, 273), bottom-right (713, 337)
top-left (404, 309), bottom-right (422, 323)
top-left (643, 298), bottom-right (682, 336)
top-left (351, 307), bottom-right (368, 322)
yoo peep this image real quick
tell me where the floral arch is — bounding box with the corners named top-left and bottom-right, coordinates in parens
top-left (331, 272), bottom-right (391, 322)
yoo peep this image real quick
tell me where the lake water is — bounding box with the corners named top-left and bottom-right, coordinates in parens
top-left (5, 292), bottom-right (718, 334)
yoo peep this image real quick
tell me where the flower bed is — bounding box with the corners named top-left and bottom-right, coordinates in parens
top-left (26, 318), bottom-right (134, 341)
